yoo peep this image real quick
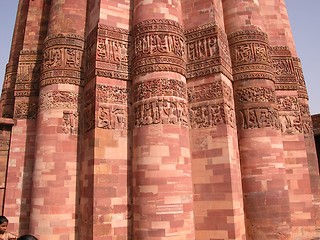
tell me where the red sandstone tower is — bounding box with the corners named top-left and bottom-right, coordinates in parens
top-left (0, 0), bottom-right (319, 239)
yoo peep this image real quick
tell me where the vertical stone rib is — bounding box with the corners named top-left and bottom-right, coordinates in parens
top-left (3, 0), bottom-right (50, 235)
top-left (223, 0), bottom-right (292, 239)
top-left (0, 0), bottom-right (29, 118)
top-left (182, 0), bottom-right (246, 239)
top-left (131, 0), bottom-right (195, 239)
top-left (29, 0), bottom-right (86, 239)
top-left (260, 0), bottom-right (319, 238)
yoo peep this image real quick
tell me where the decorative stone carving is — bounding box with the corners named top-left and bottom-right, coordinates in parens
top-left (41, 34), bottom-right (84, 87)
top-left (187, 80), bottom-right (235, 128)
top-left (84, 84), bottom-right (131, 131)
top-left (97, 84), bottom-right (130, 105)
top-left (185, 23), bottom-right (232, 79)
top-left (302, 119), bottom-right (313, 135)
top-left (188, 81), bottom-right (223, 103)
top-left (1, 64), bottom-right (17, 118)
top-left (134, 98), bottom-right (188, 127)
top-left (62, 110), bottom-right (79, 134)
top-left (235, 87), bottom-right (276, 103)
top-left (277, 95), bottom-right (302, 134)
top-left (95, 24), bottom-right (130, 81)
top-left (134, 78), bottom-right (186, 103)
top-left (14, 102), bottom-right (38, 119)
top-left (189, 102), bottom-right (235, 129)
top-left (279, 112), bottom-right (302, 134)
top-left (15, 50), bottom-right (41, 99)
top-left (270, 46), bottom-right (297, 91)
top-left (293, 57), bottom-right (309, 100)
top-left (39, 91), bottom-right (80, 110)
top-left (132, 19), bottom-right (186, 76)
top-left (277, 96), bottom-right (299, 111)
top-left (238, 107), bottom-right (280, 130)
top-left (228, 30), bottom-right (274, 81)
top-left (299, 103), bottom-right (310, 117)
top-left (98, 105), bottom-right (127, 129)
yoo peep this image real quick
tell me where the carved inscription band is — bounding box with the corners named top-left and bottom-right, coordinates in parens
top-left (41, 34), bottom-right (84, 87)
top-left (132, 19), bottom-right (186, 76)
top-left (96, 24), bottom-right (130, 81)
top-left (185, 23), bottom-right (232, 79)
top-left (228, 30), bottom-right (274, 81)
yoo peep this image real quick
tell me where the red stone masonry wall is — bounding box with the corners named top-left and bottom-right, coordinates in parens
top-left (0, 0), bottom-right (319, 239)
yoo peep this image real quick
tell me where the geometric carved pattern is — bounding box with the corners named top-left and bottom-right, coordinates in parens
top-left (185, 23), bottom-right (232, 79)
top-left (228, 30), bottom-right (274, 81)
top-left (39, 91), bottom-right (80, 110)
top-left (132, 19), bottom-right (186, 76)
top-left (41, 34), bottom-right (84, 87)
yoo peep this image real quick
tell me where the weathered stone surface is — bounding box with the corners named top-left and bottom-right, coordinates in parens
top-left (0, 0), bottom-right (319, 239)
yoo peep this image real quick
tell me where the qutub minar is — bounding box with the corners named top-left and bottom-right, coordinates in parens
top-left (0, 0), bottom-right (319, 239)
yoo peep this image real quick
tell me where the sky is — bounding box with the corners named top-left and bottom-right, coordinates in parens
top-left (0, 1), bottom-right (319, 114)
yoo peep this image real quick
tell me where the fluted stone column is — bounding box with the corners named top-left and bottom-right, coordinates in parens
top-left (79, 0), bottom-right (132, 238)
top-left (259, 0), bottom-right (319, 238)
top-left (29, 1), bottom-right (86, 239)
top-left (0, 0), bottom-right (29, 118)
top-left (182, 0), bottom-right (246, 239)
top-left (131, 0), bottom-right (195, 239)
top-left (3, 0), bottom-right (50, 235)
top-left (223, 0), bottom-right (292, 239)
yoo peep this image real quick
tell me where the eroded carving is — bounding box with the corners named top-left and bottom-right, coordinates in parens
top-left (97, 83), bottom-right (130, 130)
top-left (14, 102), bottom-right (37, 119)
top-left (189, 102), bottom-right (235, 129)
top-left (62, 110), bottom-right (79, 135)
top-left (98, 105), bottom-right (127, 129)
top-left (134, 98), bottom-right (188, 127)
top-left (236, 87), bottom-right (276, 103)
top-left (279, 113), bottom-right (302, 134)
top-left (238, 107), bottom-right (280, 130)
top-left (97, 84), bottom-right (130, 105)
top-left (39, 91), bottom-right (80, 110)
